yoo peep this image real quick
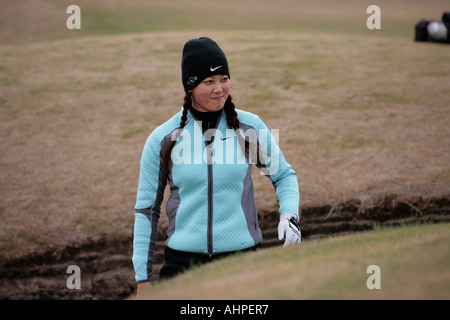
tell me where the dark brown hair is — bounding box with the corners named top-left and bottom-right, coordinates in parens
top-left (161, 93), bottom-right (264, 174)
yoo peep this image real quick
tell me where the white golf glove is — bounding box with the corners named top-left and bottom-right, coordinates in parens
top-left (278, 213), bottom-right (301, 246)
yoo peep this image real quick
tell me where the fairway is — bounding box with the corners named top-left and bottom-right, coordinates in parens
top-left (0, 0), bottom-right (449, 299)
top-left (138, 223), bottom-right (450, 300)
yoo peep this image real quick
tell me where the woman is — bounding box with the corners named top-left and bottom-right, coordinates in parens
top-left (132, 37), bottom-right (301, 295)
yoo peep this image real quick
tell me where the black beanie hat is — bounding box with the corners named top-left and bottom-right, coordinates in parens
top-left (181, 37), bottom-right (230, 91)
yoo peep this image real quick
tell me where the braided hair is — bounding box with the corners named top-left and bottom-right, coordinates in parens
top-left (161, 92), bottom-right (191, 173)
top-left (162, 94), bottom-right (264, 174)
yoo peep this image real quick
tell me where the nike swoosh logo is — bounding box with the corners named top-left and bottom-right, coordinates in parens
top-left (221, 136), bottom-right (231, 140)
top-left (210, 65), bottom-right (223, 72)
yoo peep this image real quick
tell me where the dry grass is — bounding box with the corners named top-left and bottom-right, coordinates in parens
top-left (0, 0), bottom-right (449, 262)
top-left (137, 222), bottom-right (450, 299)
top-left (1, 0), bottom-right (449, 45)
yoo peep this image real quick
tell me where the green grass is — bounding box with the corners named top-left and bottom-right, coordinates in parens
top-left (3, 0), bottom-right (449, 46)
top-left (140, 222), bottom-right (450, 299)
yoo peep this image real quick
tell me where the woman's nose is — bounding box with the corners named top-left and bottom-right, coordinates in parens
top-left (213, 81), bottom-right (223, 92)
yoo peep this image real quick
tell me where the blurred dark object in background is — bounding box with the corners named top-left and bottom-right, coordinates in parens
top-left (415, 11), bottom-right (450, 43)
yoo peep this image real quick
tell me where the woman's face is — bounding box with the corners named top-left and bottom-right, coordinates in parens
top-left (189, 75), bottom-right (230, 112)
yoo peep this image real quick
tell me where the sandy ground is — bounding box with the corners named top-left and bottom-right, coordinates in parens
top-left (0, 194), bottom-right (448, 299)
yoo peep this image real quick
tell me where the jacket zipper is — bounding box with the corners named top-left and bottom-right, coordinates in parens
top-left (206, 113), bottom-right (223, 257)
top-left (207, 162), bottom-right (213, 257)
top-left (191, 109), bottom-right (223, 257)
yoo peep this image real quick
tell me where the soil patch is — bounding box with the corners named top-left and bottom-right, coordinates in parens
top-left (0, 194), bottom-right (448, 300)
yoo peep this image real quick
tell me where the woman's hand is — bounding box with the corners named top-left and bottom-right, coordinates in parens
top-left (278, 213), bottom-right (301, 246)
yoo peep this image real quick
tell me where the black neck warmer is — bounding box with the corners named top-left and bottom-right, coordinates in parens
top-left (189, 107), bottom-right (223, 133)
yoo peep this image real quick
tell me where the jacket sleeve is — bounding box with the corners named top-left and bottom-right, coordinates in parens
top-left (132, 129), bottom-right (168, 283)
top-left (254, 116), bottom-right (300, 218)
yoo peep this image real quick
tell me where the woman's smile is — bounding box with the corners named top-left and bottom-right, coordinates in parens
top-left (189, 75), bottom-right (230, 113)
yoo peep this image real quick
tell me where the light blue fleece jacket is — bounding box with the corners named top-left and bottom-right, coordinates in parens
top-left (132, 108), bottom-right (299, 282)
